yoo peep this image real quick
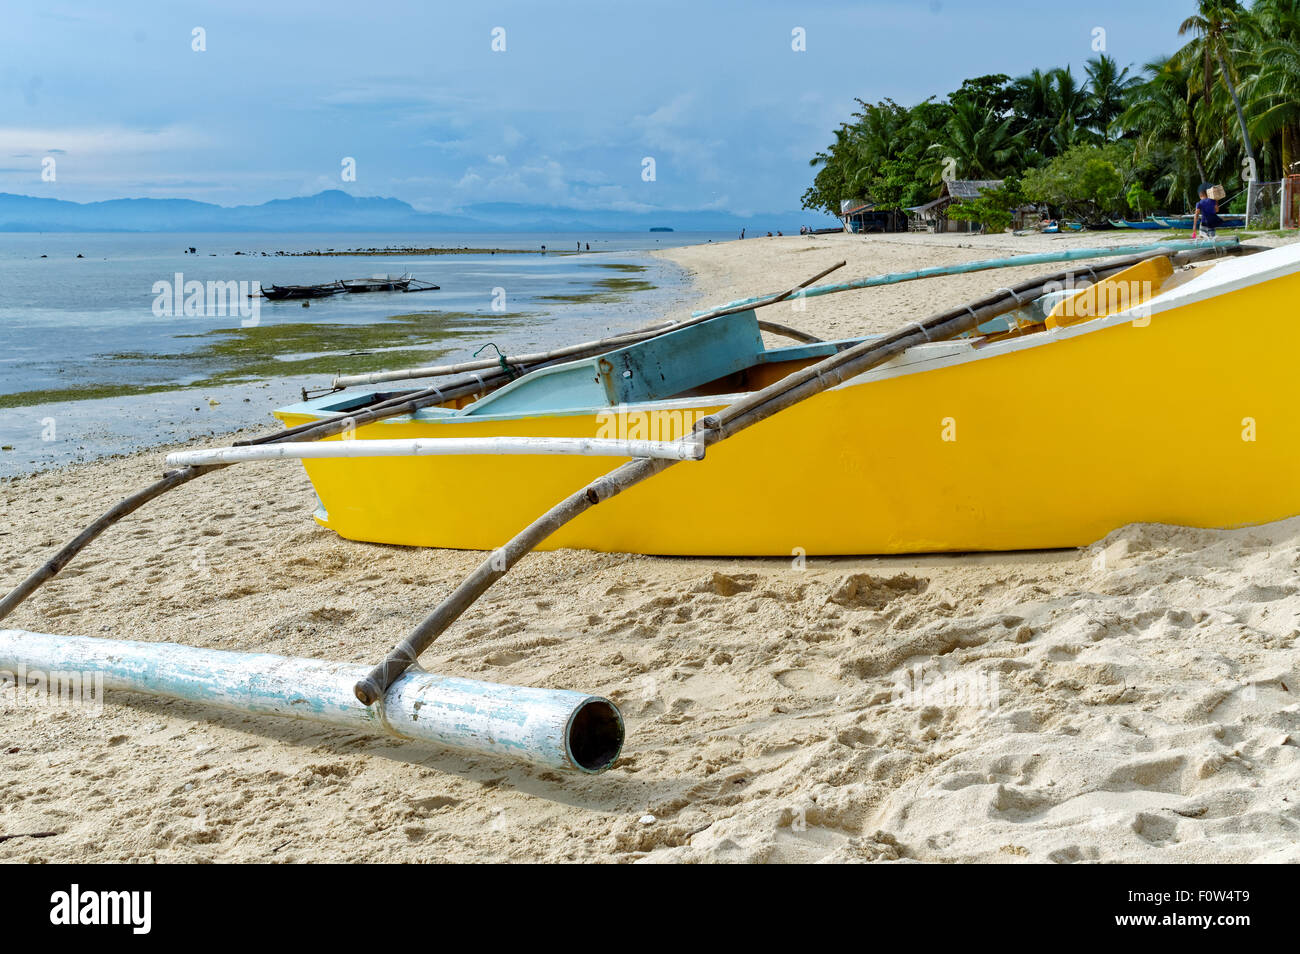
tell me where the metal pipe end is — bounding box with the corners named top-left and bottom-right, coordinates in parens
top-left (565, 698), bottom-right (624, 773)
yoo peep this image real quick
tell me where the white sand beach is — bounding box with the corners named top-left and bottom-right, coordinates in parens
top-left (2, 231), bottom-right (1298, 863)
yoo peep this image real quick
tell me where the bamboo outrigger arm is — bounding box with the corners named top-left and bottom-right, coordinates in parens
top-left (334, 239), bottom-right (1239, 391)
top-left (352, 242), bottom-right (1243, 705)
top-left (0, 261), bottom-right (845, 625)
top-left (693, 237), bottom-right (1241, 317)
top-left (329, 260), bottom-right (848, 389)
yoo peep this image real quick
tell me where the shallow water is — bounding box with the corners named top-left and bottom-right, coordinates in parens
top-left (0, 230), bottom-right (722, 476)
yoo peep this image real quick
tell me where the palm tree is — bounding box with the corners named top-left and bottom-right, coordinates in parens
top-left (1011, 68), bottom-right (1057, 155)
top-left (1119, 57), bottom-right (1208, 206)
top-left (1241, 0), bottom-right (1300, 174)
top-left (1085, 54), bottom-right (1142, 141)
top-left (1178, 0), bottom-right (1258, 171)
top-left (929, 100), bottom-right (1025, 179)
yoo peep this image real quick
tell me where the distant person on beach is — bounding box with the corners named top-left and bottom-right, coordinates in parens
top-left (1192, 184), bottom-right (1223, 238)
top-left (739, 228), bottom-right (745, 239)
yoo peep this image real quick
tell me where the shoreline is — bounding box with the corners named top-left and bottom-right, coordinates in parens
top-left (0, 254), bottom-right (686, 478)
top-left (2, 231), bottom-right (1298, 862)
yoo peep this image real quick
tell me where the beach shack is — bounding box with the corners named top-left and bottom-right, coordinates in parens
top-left (907, 179), bottom-right (1004, 233)
top-left (839, 199), bottom-right (906, 234)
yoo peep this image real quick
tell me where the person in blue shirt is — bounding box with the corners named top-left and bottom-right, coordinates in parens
top-left (1192, 184), bottom-right (1224, 237)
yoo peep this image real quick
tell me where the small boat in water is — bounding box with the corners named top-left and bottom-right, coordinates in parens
top-left (341, 273), bottom-right (413, 293)
top-left (1156, 214), bottom-right (1246, 229)
top-left (260, 281), bottom-right (344, 300)
top-left (1109, 219), bottom-right (1170, 230)
top-left (268, 241), bottom-right (1300, 556)
top-left (259, 274), bottom-right (437, 299)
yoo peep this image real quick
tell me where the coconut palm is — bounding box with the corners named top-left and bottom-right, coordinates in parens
top-left (1241, 0), bottom-right (1300, 174)
top-left (1178, 0), bottom-right (1258, 171)
top-left (1085, 54), bottom-right (1142, 141)
top-left (1119, 57), bottom-right (1208, 206)
top-left (1011, 68), bottom-right (1058, 155)
top-left (929, 99), bottom-right (1025, 179)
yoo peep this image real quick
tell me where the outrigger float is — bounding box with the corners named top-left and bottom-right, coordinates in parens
top-left (4, 236), bottom-right (1285, 773)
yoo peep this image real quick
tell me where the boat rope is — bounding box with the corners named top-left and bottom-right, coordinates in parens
top-left (474, 343), bottom-right (520, 380)
top-left (994, 287), bottom-right (1024, 304)
top-left (910, 321), bottom-right (934, 342)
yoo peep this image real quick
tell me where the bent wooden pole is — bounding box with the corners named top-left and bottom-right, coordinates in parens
top-left (757, 320), bottom-right (823, 344)
top-left (0, 466), bottom-right (218, 622)
top-left (693, 237), bottom-right (1241, 316)
top-left (331, 324), bottom-right (678, 388)
top-left (0, 630), bottom-right (624, 773)
top-left (353, 247), bottom-right (1228, 704)
top-left (331, 259), bottom-right (847, 388)
top-left (167, 436), bottom-right (706, 467)
top-left (0, 262), bottom-right (845, 624)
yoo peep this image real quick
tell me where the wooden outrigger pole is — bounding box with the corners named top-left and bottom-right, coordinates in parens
top-left (0, 242), bottom-right (1236, 624)
top-left (0, 238), bottom-right (1247, 772)
top-left (0, 261), bottom-right (845, 623)
top-left (352, 241), bottom-right (1243, 704)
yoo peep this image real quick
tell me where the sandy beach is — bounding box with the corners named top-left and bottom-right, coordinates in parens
top-left (3, 231), bottom-right (1298, 863)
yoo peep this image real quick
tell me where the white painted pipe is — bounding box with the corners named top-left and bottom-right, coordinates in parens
top-left (0, 630), bottom-right (624, 773)
top-left (166, 436), bottom-right (705, 467)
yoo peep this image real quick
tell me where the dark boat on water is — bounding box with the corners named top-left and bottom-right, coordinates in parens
top-left (340, 273), bottom-right (412, 293)
top-left (260, 282), bottom-right (344, 300)
top-left (258, 274), bottom-right (437, 300)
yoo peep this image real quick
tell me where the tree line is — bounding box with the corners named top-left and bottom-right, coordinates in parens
top-left (802, 0), bottom-right (1300, 229)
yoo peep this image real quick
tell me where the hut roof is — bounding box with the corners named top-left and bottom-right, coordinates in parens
top-left (943, 179), bottom-right (1005, 200)
top-left (906, 197), bottom-right (949, 214)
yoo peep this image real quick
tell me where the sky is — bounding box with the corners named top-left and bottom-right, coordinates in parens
top-left (1, 0), bottom-right (1197, 216)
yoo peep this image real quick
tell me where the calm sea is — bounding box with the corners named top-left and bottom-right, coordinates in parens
top-left (0, 230), bottom-right (730, 476)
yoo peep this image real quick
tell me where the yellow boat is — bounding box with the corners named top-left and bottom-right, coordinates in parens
top-left (274, 244), bottom-right (1300, 556)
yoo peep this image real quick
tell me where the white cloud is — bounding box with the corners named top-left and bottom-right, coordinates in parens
top-left (0, 125), bottom-right (213, 158)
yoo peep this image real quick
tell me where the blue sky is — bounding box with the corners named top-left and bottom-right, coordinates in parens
top-left (3, 0), bottom-right (1194, 214)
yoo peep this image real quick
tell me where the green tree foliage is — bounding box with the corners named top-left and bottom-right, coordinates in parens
top-left (805, 1), bottom-right (1300, 220)
top-left (1022, 145), bottom-right (1129, 221)
top-left (947, 180), bottom-right (1025, 233)
top-left (1126, 182), bottom-right (1160, 216)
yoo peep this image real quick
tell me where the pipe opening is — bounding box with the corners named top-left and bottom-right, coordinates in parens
top-left (566, 699), bottom-right (624, 773)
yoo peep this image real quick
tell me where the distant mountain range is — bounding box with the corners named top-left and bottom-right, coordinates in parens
top-left (0, 190), bottom-right (824, 233)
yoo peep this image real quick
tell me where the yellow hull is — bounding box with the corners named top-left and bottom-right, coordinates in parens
top-left (277, 267), bottom-right (1300, 555)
